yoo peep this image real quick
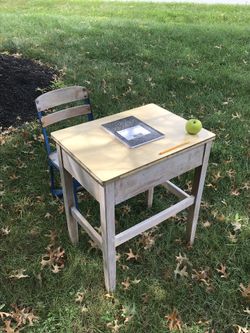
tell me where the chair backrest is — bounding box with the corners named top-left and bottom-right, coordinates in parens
top-left (35, 85), bottom-right (94, 155)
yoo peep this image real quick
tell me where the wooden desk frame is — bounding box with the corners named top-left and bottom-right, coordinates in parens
top-left (56, 139), bottom-right (212, 292)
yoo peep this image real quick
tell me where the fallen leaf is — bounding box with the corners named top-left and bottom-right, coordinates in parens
top-left (115, 253), bottom-right (121, 262)
top-left (230, 188), bottom-right (240, 196)
top-left (88, 239), bottom-right (99, 249)
top-left (228, 232), bottom-right (237, 243)
top-left (81, 305), bottom-right (88, 313)
top-left (9, 269), bottom-right (29, 279)
top-left (234, 325), bottom-right (249, 333)
top-left (241, 181), bottom-right (250, 190)
top-left (216, 263), bottom-right (229, 279)
top-left (2, 320), bottom-right (16, 333)
top-left (75, 292), bottom-right (84, 304)
top-left (138, 230), bottom-right (157, 250)
top-left (107, 319), bottom-right (122, 332)
top-left (121, 204), bottom-right (131, 216)
top-left (176, 253), bottom-right (191, 266)
top-left (104, 293), bottom-right (114, 300)
top-left (125, 248), bottom-right (139, 261)
top-left (232, 221), bottom-right (242, 232)
top-left (41, 246), bottom-right (65, 273)
top-left (174, 263), bottom-right (188, 278)
top-left (121, 277), bottom-right (130, 290)
top-left (0, 311), bottom-right (12, 319)
top-left (231, 112), bottom-right (241, 119)
top-left (1, 227), bottom-right (11, 235)
top-left (165, 308), bottom-right (182, 331)
top-left (243, 307), bottom-right (250, 315)
top-left (240, 282), bottom-right (250, 300)
top-left (202, 221), bottom-right (211, 228)
top-left (192, 268), bottom-right (211, 286)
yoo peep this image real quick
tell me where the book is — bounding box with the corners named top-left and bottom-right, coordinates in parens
top-left (101, 116), bottom-right (164, 148)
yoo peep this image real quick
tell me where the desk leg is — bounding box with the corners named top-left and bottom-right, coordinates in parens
top-left (100, 183), bottom-right (116, 292)
top-left (147, 187), bottom-right (154, 208)
top-left (186, 142), bottom-right (212, 245)
top-left (57, 144), bottom-right (79, 245)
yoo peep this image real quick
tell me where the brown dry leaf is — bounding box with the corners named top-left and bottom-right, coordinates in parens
top-left (121, 277), bottom-right (130, 290)
top-left (202, 221), bottom-right (212, 228)
top-left (232, 221), bottom-right (242, 232)
top-left (243, 307), bottom-right (250, 315)
top-left (2, 305), bottom-right (39, 331)
top-left (165, 308), bottom-right (182, 331)
top-left (228, 232), bottom-right (238, 243)
top-left (1, 227), bottom-right (11, 235)
top-left (121, 204), bottom-right (131, 216)
top-left (192, 268), bottom-right (211, 286)
top-left (81, 305), bottom-right (88, 313)
top-left (240, 283), bottom-right (250, 300)
top-left (57, 203), bottom-right (64, 214)
top-left (44, 212), bottom-right (52, 219)
top-left (104, 293), bottom-right (114, 300)
top-left (216, 263), bottom-right (229, 279)
top-left (226, 169), bottom-right (236, 179)
top-left (35, 196), bottom-right (44, 203)
top-left (0, 311), bottom-right (12, 320)
top-left (174, 263), bottom-right (188, 279)
top-left (2, 320), bottom-right (17, 333)
top-left (231, 112), bottom-right (241, 119)
top-left (9, 269), bottom-right (29, 279)
top-left (234, 325), bottom-right (249, 333)
top-left (45, 230), bottom-right (57, 244)
top-left (212, 171), bottom-right (223, 182)
top-left (40, 245), bottom-right (65, 273)
top-left (125, 248), bottom-right (139, 261)
top-left (15, 306), bottom-right (38, 327)
top-left (131, 278), bottom-right (141, 285)
top-left (139, 231), bottom-right (157, 250)
top-left (241, 181), bottom-right (250, 190)
top-left (107, 319), bottom-right (122, 332)
top-left (75, 292), bottom-right (84, 304)
top-left (115, 252), bottom-right (121, 262)
top-left (120, 264), bottom-right (129, 271)
top-left (176, 253), bottom-right (191, 266)
top-left (88, 239), bottom-right (99, 249)
top-left (9, 174), bottom-right (20, 180)
top-left (231, 188), bottom-right (241, 196)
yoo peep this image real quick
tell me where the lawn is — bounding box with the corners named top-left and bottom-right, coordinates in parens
top-left (0, 0), bottom-right (249, 332)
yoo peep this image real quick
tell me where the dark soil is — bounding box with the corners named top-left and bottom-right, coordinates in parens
top-left (0, 54), bottom-right (58, 130)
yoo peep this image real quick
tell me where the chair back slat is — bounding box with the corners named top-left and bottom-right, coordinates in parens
top-left (35, 86), bottom-right (88, 112)
top-left (41, 104), bottom-right (91, 127)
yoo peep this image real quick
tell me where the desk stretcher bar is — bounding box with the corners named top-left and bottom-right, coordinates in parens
top-left (68, 180), bottom-right (194, 250)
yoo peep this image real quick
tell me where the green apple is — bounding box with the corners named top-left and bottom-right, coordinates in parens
top-left (185, 119), bottom-right (202, 135)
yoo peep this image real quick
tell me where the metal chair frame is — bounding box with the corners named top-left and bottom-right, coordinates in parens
top-left (35, 86), bottom-right (94, 198)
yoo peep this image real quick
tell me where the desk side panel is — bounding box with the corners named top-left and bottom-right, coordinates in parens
top-left (62, 150), bottom-right (102, 202)
top-left (114, 145), bottom-right (204, 204)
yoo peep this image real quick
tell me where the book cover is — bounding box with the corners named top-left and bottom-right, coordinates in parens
top-left (101, 116), bottom-right (164, 148)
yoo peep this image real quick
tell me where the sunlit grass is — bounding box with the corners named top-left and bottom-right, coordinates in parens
top-left (0, 1), bottom-right (249, 332)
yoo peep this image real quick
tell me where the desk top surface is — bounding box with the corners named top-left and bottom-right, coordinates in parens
top-left (51, 104), bottom-right (215, 184)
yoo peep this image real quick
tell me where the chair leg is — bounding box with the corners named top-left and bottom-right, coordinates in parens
top-left (73, 179), bottom-right (79, 209)
top-left (49, 165), bottom-right (63, 197)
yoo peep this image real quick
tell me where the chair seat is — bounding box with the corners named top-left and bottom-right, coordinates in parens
top-left (49, 151), bottom-right (59, 168)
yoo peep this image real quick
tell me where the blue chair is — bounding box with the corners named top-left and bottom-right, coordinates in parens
top-left (35, 86), bottom-right (94, 198)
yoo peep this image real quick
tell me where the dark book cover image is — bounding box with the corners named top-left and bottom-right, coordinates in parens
top-left (101, 116), bottom-right (164, 148)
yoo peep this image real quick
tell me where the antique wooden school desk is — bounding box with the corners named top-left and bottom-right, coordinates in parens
top-left (51, 104), bottom-right (215, 292)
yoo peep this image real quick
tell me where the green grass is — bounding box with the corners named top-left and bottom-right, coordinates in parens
top-left (0, 1), bottom-right (249, 332)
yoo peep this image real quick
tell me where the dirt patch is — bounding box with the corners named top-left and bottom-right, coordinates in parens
top-left (0, 53), bottom-right (58, 130)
